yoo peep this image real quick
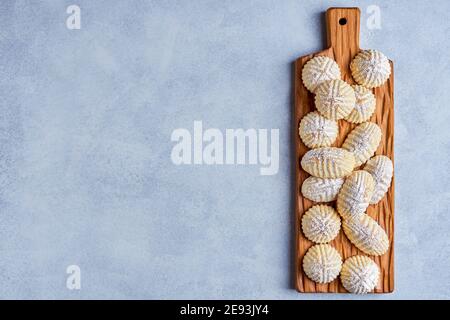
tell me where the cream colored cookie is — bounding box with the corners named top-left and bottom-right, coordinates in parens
top-left (364, 155), bottom-right (393, 204)
top-left (345, 85), bottom-right (376, 123)
top-left (301, 56), bottom-right (341, 93)
top-left (301, 147), bottom-right (355, 179)
top-left (299, 111), bottom-right (338, 148)
top-left (342, 122), bottom-right (382, 167)
top-left (315, 79), bottom-right (356, 120)
top-left (301, 205), bottom-right (341, 243)
top-left (343, 215), bottom-right (389, 256)
top-left (303, 244), bottom-right (342, 283)
top-left (337, 171), bottom-right (375, 220)
top-left (350, 49), bottom-right (391, 88)
top-left (301, 176), bottom-right (344, 202)
top-left (341, 255), bottom-right (379, 294)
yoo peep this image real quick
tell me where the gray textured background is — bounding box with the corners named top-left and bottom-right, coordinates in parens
top-left (0, 0), bottom-right (449, 299)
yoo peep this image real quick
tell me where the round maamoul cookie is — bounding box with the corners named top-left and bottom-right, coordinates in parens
top-left (301, 205), bottom-right (341, 244)
top-left (301, 147), bottom-right (355, 179)
top-left (315, 79), bottom-right (356, 120)
top-left (301, 176), bottom-right (344, 202)
top-left (342, 122), bottom-right (382, 167)
top-left (299, 111), bottom-right (339, 148)
top-left (301, 56), bottom-right (341, 93)
top-left (343, 215), bottom-right (389, 256)
top-left (350, 49), bottom-right (391, 89)
top-left (364, 155), bottom-right (393, 204)
top-left (303, 244), bottom-right (342, 283)
top-left (341, 255), bottom-right (380, 294)
top-left (337, 170), bottom-right (375, 220)
top-left (345, 85), bottom-right (376, 124)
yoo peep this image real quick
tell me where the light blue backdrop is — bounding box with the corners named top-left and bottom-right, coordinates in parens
top-left (1, 0), bottom-right (449, 299)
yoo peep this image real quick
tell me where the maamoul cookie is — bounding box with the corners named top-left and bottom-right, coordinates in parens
top-left (301, 176), bottom-right (344, 202)
top-left (342, 122), bottom-right (382, 167)
top-left (301, 147), bottom-right (355, 178)
top-left (299, 111), bottom-right (339, 148)
top-left (315, 79), bottom-right (356, 120)
top-left (337, 171), bottom-right (375, 220)
top-left (343, 215), bottom-right (389, 256)
top-left (301, 56), bottom-right (341, 93)
top-left (345, 85), bottom-right (376, 123)
top-left (364, 155), bottom-right (393, 204)
top-left (350, 49), bottom-right (391, 88)
top-left (303, 244), bottom-right (342, 283)
top-left (340, 256), bottom-right (379, 294)
top-left (301, 205), bottom-right (341, 243)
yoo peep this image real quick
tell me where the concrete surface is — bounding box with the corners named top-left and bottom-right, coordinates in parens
top-left (0, 0), bottom-right (449, 299)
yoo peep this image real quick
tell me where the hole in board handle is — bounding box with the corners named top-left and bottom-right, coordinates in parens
top-left (339, 18), bottom-right (347, 25)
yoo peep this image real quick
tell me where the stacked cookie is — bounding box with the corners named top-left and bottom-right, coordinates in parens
top-left (299, 50), bottom-right (393, 294)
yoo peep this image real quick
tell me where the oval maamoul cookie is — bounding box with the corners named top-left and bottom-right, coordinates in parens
top-left (341, 255), bottom-right (380, 294)
top-left (364, 155), bottom-right (393, 204)
top-left (301, 205), bottom-right (341, 244)
top-left (299, 111), bottom-right (338, 148)
top-left (301, 56), bottom-right (341, 93)
top-left (301, 147), bottom-right (355, 179)
top-left (343, 215), bottom-right (389, 256)
top-left (303, 244), bottom-right (342, 283)
top-left (337, 170), bottom-right (375, 220)
top-left (315, 79), bottom-right (356, 120)
top-left (301, 176), bottom-right (344, 202)
top-left (342, 122), bottom-right (382, 167)
top-left (345, 85), bottom-right (376, 124)
top-left (350, 49), bottom-right (391, 89)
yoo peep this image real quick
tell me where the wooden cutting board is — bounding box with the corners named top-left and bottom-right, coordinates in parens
top-left (293, 7), bottom-right (394, 293)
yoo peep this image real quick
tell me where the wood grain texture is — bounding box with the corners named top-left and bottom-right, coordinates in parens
top-left (294, 7), bottom-right (394, 293)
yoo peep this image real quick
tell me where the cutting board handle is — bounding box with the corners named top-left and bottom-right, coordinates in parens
top-left (326, 7), bottom-right (360, 74)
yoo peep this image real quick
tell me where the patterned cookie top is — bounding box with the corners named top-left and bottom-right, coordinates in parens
top-left (301, 205), bottom-right (341, 244)
top-left (301, 147), bottom-right (355, 179)
top-left (345, 85), bottom-right (376, 124)
top-left (350, 49), bottom-right (391, 89)
top-left (342, 122), bottom-right (382, 167)
top-left (341, 255), bottom-right (380, 294)
top-left (302, 56), bottom-right (341, 93)
top-left (299, 111), bottom-right (339, 148)
top-left (301, 176), bottom-right (344, 203)
top-left (337, 170), bottom-right (375, 220)
top-left (302, 244), bottom-right (342, 284)
top-left (343, 215), bottom-right (389, 256)
top-left (315, 79), bottom-right (356, 120)
top-left (364, 155), bottom-right (393, 204)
